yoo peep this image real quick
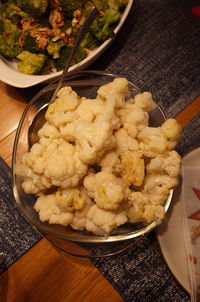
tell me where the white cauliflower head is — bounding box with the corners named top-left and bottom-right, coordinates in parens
top-left (115, 128), bottom-right (139, 154)
top-left (85, 204), bottom-right (128, 235)
top-left (97, 77), bottom-right (130, 108)
top-left (16, 138), bottom-right (88, 194)
top-left (143, 174), bottom-right (178, 205)
top-left (34, 194), bottom-right (74, 226)
top-left (133, 92), bottom-right (157, 112)
top-left (45, 86), bottom-right (80, 127)
top-left (146, 150), bottom-right (181, 177)
top-left (84, 171), bottom-right (129, 211)
top-left (118, 103), bottom-right (149, 138)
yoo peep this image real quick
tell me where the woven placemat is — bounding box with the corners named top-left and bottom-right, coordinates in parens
top-left (0, 159), bottom-right (41, 274)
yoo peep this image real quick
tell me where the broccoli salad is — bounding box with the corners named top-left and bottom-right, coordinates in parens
top-left (15, 78), bottom-right (182, 236)
top-left (0, 0), bottom-right (129, 75)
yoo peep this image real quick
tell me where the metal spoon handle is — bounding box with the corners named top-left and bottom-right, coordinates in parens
top-left (50, 6), bottom-right (99, 103)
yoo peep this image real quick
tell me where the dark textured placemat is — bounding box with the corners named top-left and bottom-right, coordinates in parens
top-left (91, 0), bottom-right (200, 118)
top-left (0, 158), bottom-right (41, 274)
top-left (92, 113), bottom-right (200, 302)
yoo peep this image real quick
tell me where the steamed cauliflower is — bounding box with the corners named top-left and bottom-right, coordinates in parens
top-left (85, 204), bottom-right (128, 235)
top-left (15, 137), bottom-right (88, 194)
top-left (84, 171), bottom-right (129, 210)
top-left (15, 77), bottom-right (182, 236)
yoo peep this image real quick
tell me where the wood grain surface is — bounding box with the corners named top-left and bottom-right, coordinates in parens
top-left (0, 80), bottom-right (199, 302)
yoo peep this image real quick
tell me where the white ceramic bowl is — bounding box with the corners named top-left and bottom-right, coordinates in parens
top-left (0, 0), bottom-right (134, 88)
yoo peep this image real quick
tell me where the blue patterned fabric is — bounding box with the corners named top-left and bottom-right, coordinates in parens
top-left (0, 158), bottom-right (41, 273)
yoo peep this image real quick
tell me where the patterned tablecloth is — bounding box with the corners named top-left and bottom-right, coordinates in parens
top-left (0, 0), bottom-right (200, 301)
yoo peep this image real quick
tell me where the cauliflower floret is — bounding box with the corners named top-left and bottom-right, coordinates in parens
top-left (126, 191), bottom-right (147, 223)
top-left (85, 204), bottom-right (128, 235)
top-left (84, 171), bottom-right (129, 210)
top-left (146, 150), bottom-right (181, 177)
top-left (138, 126), bottom-right (168, 157)
top-left (161, 118), bottom-right (182, 149)
top-left (76, 98), bottom-right (105, 122)
top-left (97, 77), bottom-right (130, 108)
top-left (118, 103), bottom-right (149, 138)
top-left (16, 138), bottom-right (88, 194)
top-left (133, 92), bottom-right (157, 112)
top-left (99, 151), bottom-right (121, 174)
top-left (45, 86), bottom-right (80, 127)
top-left (61, 95), bottom-right (117, 164)
top-left (70, 191), bottom-right (94, 231)
top-left (34, 194), bottom-right (73, 226)
top-left (38, 122), bottom-right (60, 139)
top-left (115, 128), bottom-right (139, 154)
top-left (125, 191), bottom-right (165, 225)
top-left (120, 150), bottom-right (145, 186)
top-left (143, 174), bottom-right (178, 205)
top-left (142, 204), bottom-right (165, 225)
top-left (55, 187), bottom-right (85, 212)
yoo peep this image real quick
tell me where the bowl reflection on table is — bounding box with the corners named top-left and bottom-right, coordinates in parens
top-left (12, 70), bottom-right (172, 258)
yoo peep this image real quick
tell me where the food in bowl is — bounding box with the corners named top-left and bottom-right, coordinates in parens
top-left (15, 77), bottom-right (182, 236)
top-left (0, 0), bottom-right (129, 75)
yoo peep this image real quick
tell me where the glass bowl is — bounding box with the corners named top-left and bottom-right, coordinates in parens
top-left (12, 70), bottom-right (172, 258)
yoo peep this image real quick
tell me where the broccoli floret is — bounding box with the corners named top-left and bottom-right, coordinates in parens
top-left (0, 0), bottom-right (28, 24)
top-left (23, 31), bottom-right (45, 53)
top-left (0, 34), bottom-right (22, 58)
top-left (81, 32), bottom-right (100, 50)
top-left (0, 18), bottom-right (18, 34)
top-left (16, 0), bottom-right (48, 17)
top-left (60, 0), bottom-right (87, 12)
top-left (0, 26), bottom-right (22, 59)
top-left (55, 45), bottom-right (87, 71)
top-left (90, 7), bottom-right (120, 42)
top-left (47, 39), bottom-right (66, 59)
top-left (17, 51), bottom-right (47, 74)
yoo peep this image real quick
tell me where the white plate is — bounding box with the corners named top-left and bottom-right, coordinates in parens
top-left (156, 147), bottom-right (200, 293)
top-left (0, 0), bottom-right (133, 88)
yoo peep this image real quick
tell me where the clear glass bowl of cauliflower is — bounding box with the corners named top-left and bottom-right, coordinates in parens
top-left (12, 70), bottom-right (182, 257)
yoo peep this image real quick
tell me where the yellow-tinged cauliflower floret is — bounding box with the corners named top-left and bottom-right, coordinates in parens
top-left (15, 137), bottom-right (88, 194)
top-left (99, 151), bottom-right (122, 175)
top-left (133, 92), bottom-right (157, 112)
top-left (34, 194), bottom-right (74, 226)
top-left (85, 204), bottom-right (128, 235)
top-left (118, 103), bottom-right (149, 138)
top-left (121, 150), bottom-right (145, 186)
top-left (97, 77), bottom-right (130, 108)
top-left (115, 128), bottom-right (139, 154)
top-left (126, 191), bottom-right (147, 223)
top-left (84, 171), bottom-right (130, 210)
top-left (143, 174), bottom-right (178, 205)
top-left (161, 118), bottom-right (182, 149)
top-left (55, 187), bottom-right (85, 212)
top-left (142, 204), bottom-right (165, 225)
top-left (146, 150), bottom-right (181, 177)
top-left (45, 86), bottom-right (80, 127)
top-left (70, 191), bottom-right (94, 231)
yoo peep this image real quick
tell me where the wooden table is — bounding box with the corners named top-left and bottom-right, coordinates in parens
top-left (0, 80), bottom-right (199, 302)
